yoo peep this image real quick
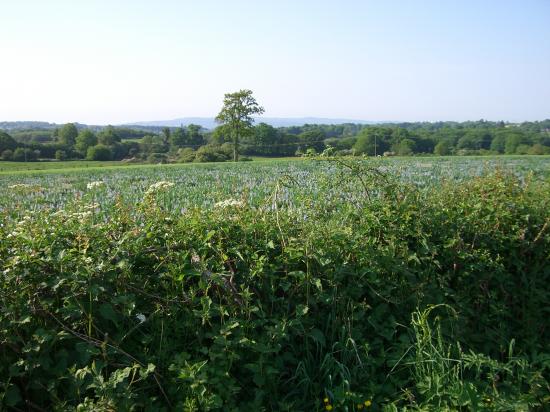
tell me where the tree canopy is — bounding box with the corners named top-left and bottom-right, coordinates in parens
top-left (215, 89), bottom-right (265, 161)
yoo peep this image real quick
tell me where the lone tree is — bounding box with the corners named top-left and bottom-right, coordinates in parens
top-left (215, 89), bottom-right (264, 162)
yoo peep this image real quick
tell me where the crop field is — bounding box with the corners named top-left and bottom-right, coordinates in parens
top-left (2, 156), bottom-right (549, 216)
top-left (1, 156), bottom-right (549, 411)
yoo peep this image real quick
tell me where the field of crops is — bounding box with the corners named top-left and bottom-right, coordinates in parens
top-left (1, 156), bottom-right (549, 411)
top-left (2, 156), bottom-right (549, 216)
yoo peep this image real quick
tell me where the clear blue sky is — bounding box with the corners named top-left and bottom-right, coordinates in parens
top-left (1, 0), bottom-right (549, 124)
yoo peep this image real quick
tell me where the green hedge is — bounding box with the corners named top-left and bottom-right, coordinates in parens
top-left (1, 170), bottom-right (549, 411)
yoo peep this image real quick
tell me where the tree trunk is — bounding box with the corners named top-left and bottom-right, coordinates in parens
top-left (233, 129), bottom-right (239, 162)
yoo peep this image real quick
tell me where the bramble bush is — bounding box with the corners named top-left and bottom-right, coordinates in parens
top-left (1, 160), bottom-right (549, 411)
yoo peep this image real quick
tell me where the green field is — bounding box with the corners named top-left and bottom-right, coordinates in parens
top-left (0, 157), bottom-right (304, 174)
top-left (1, 156), bottom-right (549, 410)
top-left (0, 160), bottom-right (138, 173)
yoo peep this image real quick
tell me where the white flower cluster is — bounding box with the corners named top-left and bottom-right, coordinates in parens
top-left (6, 230), bottom-right (20, 239)
top-left (50, 206), bottom-right (95, 223)
top-left (214, 199), bottom-right (245, 209)
top-left (136, 313), bottom-right (146, 323)
top-left (50, 202), bottom-right (101, 221)
top-left (87, 181), bottom-right (105, 190)
top-left (6, 214), bottom-right (35, 238)
top-left (17, 215), bottom-right (32, 224)
top-left (8, 183), bottom-right (42, 192)
top-left (51, 210), bottom-right (66, 218)
top-left (8, 184), bottom-right (32, 190)
top-left (70, 211), bottom-right (93, 222)
top-left (145, 181), bottom-right (175, 195)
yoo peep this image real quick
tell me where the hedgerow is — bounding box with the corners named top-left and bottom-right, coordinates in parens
top-left (1, 160), bottom-right (549, 411)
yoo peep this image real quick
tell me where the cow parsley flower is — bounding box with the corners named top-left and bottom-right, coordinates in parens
top-left (214, 199), bottom-right (244, 208)
top-left (9, 184), bottom-right (31, 190)
top-left (145, 181), bottom-right (175, 195)
top-left (87, 181), bottom-right (105, 190)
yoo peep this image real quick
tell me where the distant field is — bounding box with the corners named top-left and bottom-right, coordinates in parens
top-left (0, 160), bottom-right (134, 173)
top-left (0, 157), bottom-right (302, 174)
top-left (1, 154), bottom-right (548, 174)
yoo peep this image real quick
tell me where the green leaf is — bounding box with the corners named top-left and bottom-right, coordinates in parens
top-left (296, 304), bottom-right (309, 316)
top-left (99, 303), bottom-right (119, 325)
top-left (5, 384), bottom-right (22, 407)
top-left (309, 328), bottom-right (326, 346)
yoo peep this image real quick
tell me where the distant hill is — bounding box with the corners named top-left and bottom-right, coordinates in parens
top-left (0, 121), bottom-right (92, 131)
top-left (125, 117), bottom-right (376, 129)
top-left (0, 121), bottom-right (58, 131)
top-left (0, 118), bottom-right (378, 132)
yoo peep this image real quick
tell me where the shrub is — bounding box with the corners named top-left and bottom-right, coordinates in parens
top-left (0, 131), bottom-right (18, 153)
top-left (1, 149), bottom-right (13, 161)
top-left (12, 147), bottom-right (37, 161)
top-left (528, 143), bottom-right (550, 155)
top-left (147, 152), bottom-right (169, 164)
top-left (86, 144), bottom-right (113, 161)
top-left (55, 150), bottom-right (67, 161)
top-left (194, 144), bottom-right (231, 162)
top-left (178, 147), bottom-right (196, 163)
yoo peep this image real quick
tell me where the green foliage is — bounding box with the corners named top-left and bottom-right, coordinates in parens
top-left (353, 127), bottom-right (391, 156)
top-left (0, 131), bottom-right (18, 152)
top-left (140, 135), bottom-right (168, 156)
top-left (434, 140), bottom-right (451, 155)
top-left (0, 159), bottom-right (549, 410)
top-left (76, 129), bottom-right (98, 155)
top-left (215, 89), bottom-right (265, 161)
top-left (186, 124), bottom-right (205, 146)
top-left (58, 123), bottom-right (79, 146)
top-left (1, 149), bottom-right (14, 161)
top-left (505, 132), bottom-right (527, 154)
top-left (4, 119), bottom-right (550, 162)
top-left (12, 147), bottom-right (37, 161)
top-left (170, 126), bottom-right (188, 148)
top-left (392, 138), bottom-right (416, 155)
top-left (55, 149), bottom-right (67, 160)
top-left (298, 129), bottom-right (326, 153)
top-left (194, 144), bottom-right (232, 162)
top-left (394, 305), bottom-right (550, 410)
top-left (148, 152), bottom-right (169, 163)
top-left (98, 125), bottom-right (121, 146)
top-left (86, 144), bottom-right (113, 161)
top-left (178, 147), bottom-right (197, 163)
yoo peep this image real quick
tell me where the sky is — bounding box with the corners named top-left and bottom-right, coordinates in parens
top-left (1, 0), bottom-right (549, 124)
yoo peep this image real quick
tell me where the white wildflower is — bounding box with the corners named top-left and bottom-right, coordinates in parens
top-left (87, 181), bottom-right (105, 190)
top-left (191, 253), bottom-right (201, 264)
top-left (8, 183), bottom-right (31, 190)
top-left (214, 199), bottom-right (245, 209)
top-left (136, 313), bottom-right (146, 323)
top-left (16, 215), bottom-right (32, 226)
top-left (70, 211), bottom-right (92, 222)
top-left (83, 203), bottom-right (100, 211)
top-left (8, 183), bottom-right (42, 192)
top-left (145, 181), bottom-right (175, 195)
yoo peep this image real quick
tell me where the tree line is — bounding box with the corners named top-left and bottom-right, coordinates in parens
top-left (1, 119), bottom-right (549, 163)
